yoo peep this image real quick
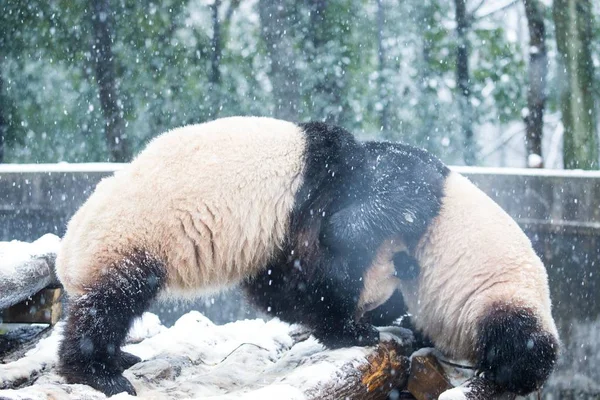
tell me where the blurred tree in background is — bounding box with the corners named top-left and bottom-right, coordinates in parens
top-left (553, 0), bottom-right (598, 169)
top-left (0, 0), bottom-right (598, 169)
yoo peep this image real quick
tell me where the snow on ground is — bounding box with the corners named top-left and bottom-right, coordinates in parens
top-left (0, 311), bottom-right (401, 400)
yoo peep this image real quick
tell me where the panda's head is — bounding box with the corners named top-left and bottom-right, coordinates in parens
top-left (356, 238), bottom-right (421, 319)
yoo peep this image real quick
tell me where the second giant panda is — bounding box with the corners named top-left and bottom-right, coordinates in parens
top-left (245, 140), bottom-right (560, 396)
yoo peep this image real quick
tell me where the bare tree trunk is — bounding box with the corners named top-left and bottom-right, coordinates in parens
top-left (258, 0), bottom-right (299, 120)
top-left (0, 70), bottom-right (5, 163)
top-left (376, 0), bottom-right (390, 137)
top-left (90, 0), bottom-right (130, 162)
top-left (306, 0), bottom-right (347, 124)
top-left (454, 0), bottom-right (475, 165)
top-left (553, 0), bottom-right (598, 169)
top-left (415, 0), bottom-right (438, 152)
top-left (308, 0), bottom-right (327, 49)
top-left (210, 0), bottom-right (222, 116)
top-left (523, 0), bottom-right (547, 168)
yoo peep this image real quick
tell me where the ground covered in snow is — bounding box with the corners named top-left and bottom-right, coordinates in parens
top-left (0, 311), bottom-right (412, 400)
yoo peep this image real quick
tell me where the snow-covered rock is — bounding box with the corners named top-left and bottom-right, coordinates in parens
top-left (0, 234), bottom-right (61, 309)
top-left (0, 311), bottom-right (411, 399)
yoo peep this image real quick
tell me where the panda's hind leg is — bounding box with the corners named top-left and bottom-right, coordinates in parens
top-left (58, 251), bottom-right (166, 397)
top-left (476, 303), bottom-right (559, 395)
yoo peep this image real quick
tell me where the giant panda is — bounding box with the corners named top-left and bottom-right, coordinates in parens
top-left (56, 116), bottom-right (438, 396)
top-left (55, 116), bottom-right (558, 397)
top-left (245, 140), bottom-right (560, 396)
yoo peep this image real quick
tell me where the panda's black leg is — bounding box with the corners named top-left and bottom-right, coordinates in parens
top-left (310, 254), bottom-right (380, 348)
top-left (365, 289), bottom-right (408, 327)
top-left (244, 253), bottom-right (379, 349)
top-left (58, 252), bottom-right (166, 397)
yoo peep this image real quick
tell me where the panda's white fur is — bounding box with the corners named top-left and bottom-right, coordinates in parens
top-left (56, 116), bottom-right (306, 296)
top-left (399, 172), bottom-right (558, 361)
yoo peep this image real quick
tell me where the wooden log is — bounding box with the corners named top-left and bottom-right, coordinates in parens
top-left (311, 339), bottom-right (411, 400)
top-left (1, 288), bottom-right (63, 325)
top-left (408, 353), bottom-right (453, 400)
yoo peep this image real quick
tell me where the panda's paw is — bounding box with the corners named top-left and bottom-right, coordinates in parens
top-left (120, 351), bottom-right (142, 370)
top-left (317, 322), bottom-right (380, 349)
top-left (90, 374), bottom-right (137, 397)
top-left (476, 304), bottom-right (559, 395)
top-left (357, 323), bottom-right (381, 346)
top-left (83, 373), bottom-right (137, 397)
top-left (61, 365), bottom-right (137, 397)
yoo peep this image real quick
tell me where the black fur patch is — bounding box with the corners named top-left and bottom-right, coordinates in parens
top-left (245, 122), bottom-right (376, 348)
top-left (321, 140), bottom-right (449, 253)
top-left (364, 290), bottom-right (408, 327)
top-left (58, 251), bottom-right (166, 397)
top-left (393, 252), bottom-right (420, 280)
top-left (476, 303), bottom-right (559, 395)
top-left (244, 122), bottom-right (448, 349)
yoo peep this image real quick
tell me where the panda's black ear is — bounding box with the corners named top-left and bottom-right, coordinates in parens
top-left (392, 252), bottom-right (420, 280)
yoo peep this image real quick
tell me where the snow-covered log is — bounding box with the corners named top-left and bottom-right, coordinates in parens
top-left (0, 312), bottom-right (412, 399)
top-left (0, 234), bottom-right (61, 310)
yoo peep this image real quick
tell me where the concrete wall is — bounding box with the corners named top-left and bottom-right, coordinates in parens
top-left (1, 164), bottom-right (599, 395)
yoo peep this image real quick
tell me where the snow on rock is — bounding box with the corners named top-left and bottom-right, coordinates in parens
top-left (0, 234), bottom-right (60, 273)
top-left (0, 311), bottom-right (403, 399)
top-left (0, 234), bottom-right (61, 309)
top-left (439, 386), bottom-right (470, 400)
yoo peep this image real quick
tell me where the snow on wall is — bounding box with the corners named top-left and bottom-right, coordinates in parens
top-left (4, 162), bottom-right (599, 178)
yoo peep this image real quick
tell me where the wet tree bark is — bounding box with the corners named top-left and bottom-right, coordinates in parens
top-left (90, 0), bottom-right (130, 162)
top-left (0, 70), bottom-right (6, 163)
top-left (415, 1), bottom-right (438, 152)
top-left (314, 340), bottom-right (410, 400)
top-left (259, 0), bottom-right (300, 120)
top-left (305, 0), bottom-right (349, 125)
top-left (553, 0), bottom-right (598, 170)
top-left (376, 0), bottom-right (390, 137)
top-left (210, 0), bottom-right (222, 116)
top-left (208, 0), bottom-right (239, 118)
top-left (454, 0), bottom-right (475, 165)
top-left (523, 0), bottom-right (547, 168)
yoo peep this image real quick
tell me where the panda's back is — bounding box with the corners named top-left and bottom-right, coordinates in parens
top-left (407, 171), bottom-right (556, 359)
top-left (56, 117), bottom-right (307, 295)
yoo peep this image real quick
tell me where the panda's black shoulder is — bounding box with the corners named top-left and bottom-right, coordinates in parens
top-left (298, 121), bottom-right (365, 177)
top-left (363, 141), bottom-right (450, 179)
